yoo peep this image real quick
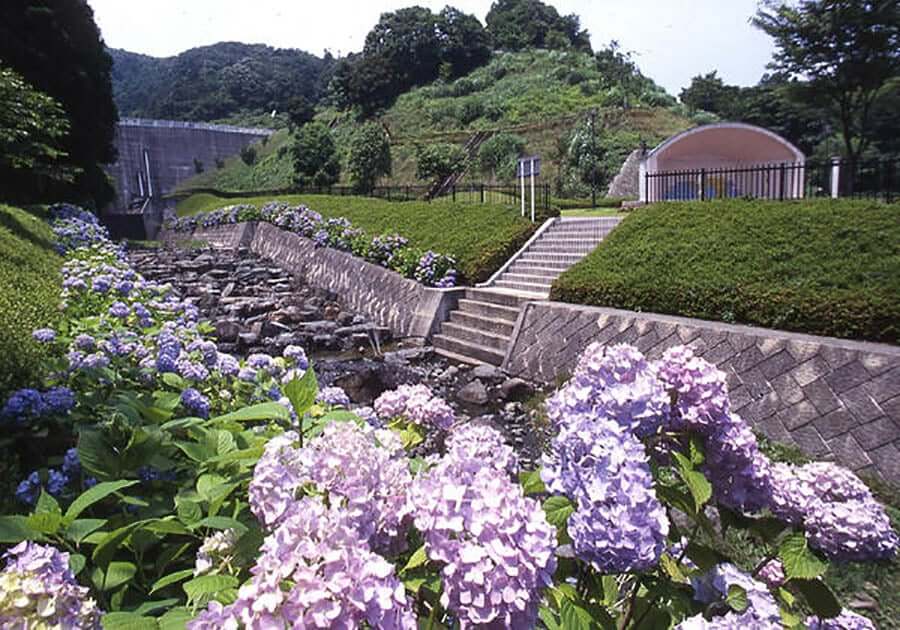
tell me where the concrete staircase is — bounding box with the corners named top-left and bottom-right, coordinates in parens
top-left (433, 217), bottom-right (622, 365)
top-left (485, 217), bottom-right (622, 297)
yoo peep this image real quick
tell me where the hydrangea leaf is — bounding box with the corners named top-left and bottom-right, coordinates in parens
top-left (210, 402), bottom-right (291, 424)
top-left (91, 560), bottom-right (137, 591)
top-left (401, 544), bottom-right (428, 574)
top-left (660, 553), bottom-right (689, 584)
top-left (158, 608), bottom-right (193, 630)
top-left (779, 533), bottom-right (827, 580)
top-left (150, 569), bottom-right (195, 596)
top-left (284, 366), bottom-right (318, 418)
top-left (788, 578), bottom-right (841, 619)
top-left (183, 574), bottom-right (239, 607)
top-left (673, 451), bottom-right (712, 512)
top-left (543, 495), bottom-right (575, 528)
top-left (189, 516), bottom-right (248, 536)
top-left (64, 480), bottom-right (139, 522)
top-left (725, 584), bottom-right (749, 612)
top-left (65, 518), bottom-right (108, 543)
top-left (68, 552), bottom-right (86, 576)
top-left (99, 612), bottom-right (159, 629)
top-left (519, 468), bottom-right (546, 495)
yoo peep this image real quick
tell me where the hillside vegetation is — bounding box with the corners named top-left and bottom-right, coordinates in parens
top-left (0, 204), bottom-right (62, 398)
top-left (177, 193), bottom-right (538, 283)
top-left (552, 199), bottom-right (900, 344)
top-left (175, 50), bottom-right (693, 196)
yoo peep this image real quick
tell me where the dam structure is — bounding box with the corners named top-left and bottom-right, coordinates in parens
top-left (104, 118), bottom-right (273, 237)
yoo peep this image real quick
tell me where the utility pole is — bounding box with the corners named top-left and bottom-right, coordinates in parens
top-left (589, 108), bottom-right (598, 209)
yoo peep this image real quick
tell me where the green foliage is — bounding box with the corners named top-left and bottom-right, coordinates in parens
top-left (177, 192), bottom-right (536, 283)
top-left (0, 205), bottom-right (62, 399)
top-left (753, 0), bottom-right (900, 162)
top-left (239, 145), bottom-right (257, 166)
top-left (552, 199), bottom-right (900, 343)
top-left (477, 133), bottom-right (525, 181)
top-left (0, 0), bottom-right (117, 206)
top-left (414, 143), bottom-right (467, 182)
top-left (347, 122), bottom-right (392, 193)
top-left (109, 43), bottom-right (332, 123)
top-left (290, 122), bottom-right (341, 187)
top-left (0, 66), bottom-right (77, 194)
top-left (486, 0), bottom-right (592, 53)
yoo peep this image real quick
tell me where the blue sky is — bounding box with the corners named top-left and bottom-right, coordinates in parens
top-left (87, 0), bottom-right (777, 96)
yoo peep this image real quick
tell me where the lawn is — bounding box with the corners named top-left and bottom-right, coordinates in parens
top-left (0, 204), bottom-right (63, 399)
top-left (552, 198), bottom-right (900, 344)
top-left (176, 192), bottom-right (541, 283)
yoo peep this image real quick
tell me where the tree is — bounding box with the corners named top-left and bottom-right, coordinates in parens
top-left (0, 65), bottom-right (77, 201)
top-left (286, 95), bottom-right (316, 130)
top-left (415, 143), bottom-right (467, 182)
top-left (0, 0), bottom-right (118, 207)
top-left (478, 133), bottom-right (525, 181)
top-left (753, 0), bottom-right (900, 163)
top-left (486, 0), bottom-right (592, 53)
top-left (291, 122), bottom-right (340, 188)
top-left (679, 71), bottom-right (740, 115)
top-left (348, 122), bottom-right (391, 193)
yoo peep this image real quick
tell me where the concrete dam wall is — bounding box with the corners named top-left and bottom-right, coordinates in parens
top-left (106, 118), bottom-right (272, 211)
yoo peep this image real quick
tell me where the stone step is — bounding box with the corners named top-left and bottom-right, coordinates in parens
top-left (504, 265), bottom-right (560, 277)
top-left (449, 310), bottom-right (516, 336)
top-left (457, 298), bottom-right (521, 322)
top-left (433, 334), bottom-right (505, 366)
top-left (493, 280), bottom-right (551, 295)
top-left (527, 246), bottom-right (596, 254)
top-left (440, 322), bottom-right (510, 351)
top-left (497, 272), bottom-right (554, 287)
top-left (465, 288), bottom-right (530, 308)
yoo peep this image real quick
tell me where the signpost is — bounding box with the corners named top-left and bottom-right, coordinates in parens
top-left (517, 156), bottom-right (541, 223)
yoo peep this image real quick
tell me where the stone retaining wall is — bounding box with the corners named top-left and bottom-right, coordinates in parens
top-left (504, 301), bottom-right (900, 485)
top-left (164, 222), bottom-right (463, 340)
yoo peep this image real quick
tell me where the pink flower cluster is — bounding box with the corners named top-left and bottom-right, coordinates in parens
top-left (409, 424), bottom-right (556, 627)
top-left (374, 383), bottom-right (455, 431)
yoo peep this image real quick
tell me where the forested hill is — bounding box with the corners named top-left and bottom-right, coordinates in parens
top-left (109, 43), bottom-right (332, 125)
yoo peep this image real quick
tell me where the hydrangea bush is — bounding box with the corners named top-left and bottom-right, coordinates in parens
top-left (0, 204), bottom-right (895, 628)
top-left (167, 202), bottom-right (458, 287)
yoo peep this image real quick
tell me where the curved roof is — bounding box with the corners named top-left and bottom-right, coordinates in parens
top-left (646, 122), bottom-right (804, 165)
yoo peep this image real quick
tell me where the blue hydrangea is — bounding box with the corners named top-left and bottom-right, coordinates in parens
top-left (181, 388), bottom-right (211, 419)
top-left (15, 472), bottom-right (41, 505)
top-left (2, 389), bottom-right (46, 423)
top-left (283, 345), bottom-right (309, 370)
top-left (43, 387), bottom-right (75, 415)
top-left (31, 328), bottom-right (56, 343)
top-left (108, 301), bottom-right (130, 319)
top-left (62, 448), bottom-right (81, 477)
top-left (316, 386), bottom-right (351, 409)
top-left (46, 469), bottom-right (68, 497)
top-left (138, 466), bottom-right (176, 483)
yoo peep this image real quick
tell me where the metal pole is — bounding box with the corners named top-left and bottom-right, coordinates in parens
top-left (530, 158), bottom-right (536, 222)
top-left (590, 109), bottom-right (597, 209)
top-left (520, 165), bottom-right (525, 217)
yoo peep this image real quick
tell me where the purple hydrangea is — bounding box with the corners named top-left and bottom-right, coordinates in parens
top-left (445, 422), bottom-right (519, 477)
top-left (43, 386), bottom-right (75, 415)
top-left (807, 610), bottom-right (876, 630)
top-left (15, 471), bottom-right (41, 505)
top-left (0, 541), bottom-right (102, 628)
top-left (216, 352), bottom-right (240, 376)
top-left (31, 328), bottom-right (56, 343)
top-left (181, 388), bottom-right (211, 419)
top-left (46, 469), bottom-right (68, 496)
top-left (373, 384), bottom-right (455, 431)
top-left (678, 563), bottom-right (781, 629)
top-left (62, 448), bottom-right (81, 477)
top-left (316, 386), bottom-right (351, 409)
top-left (1, 388), bottom-right (46, 422)
top-left (283, 345), bottom-right (309, 370)
top-left (757, 558), bottom-right (785, 588)
top-left (73, 334), bottom-right (96, 351)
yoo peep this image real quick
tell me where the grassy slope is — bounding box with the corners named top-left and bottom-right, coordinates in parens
top-left (177, 193), bottom-right (537, 283)
top-left (552, 199), bottom-right (900, 344)
top-left (174, 50), bottom-right (692, 194)
top-left (0, 205), bottom-right (63, 398)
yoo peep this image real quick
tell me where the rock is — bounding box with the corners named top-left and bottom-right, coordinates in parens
top-left (323, 303), bottom-right (341, 320)
top-left (237, 331), bottom-right (259, 347)
top-left (214, 319), bottom-right (242, 342)
top-left (500, 378), bottom-right (533, 402)
top-left (472, 364), bottom-right (504, 381)
top-left (262, 320), bottom-right (292, 338)
top-left (439, 366), bottom-right (460, 381)
top-left (457, 379), bottom-right (489, 406)
top-left (221, 282), bottom-right (236, 298)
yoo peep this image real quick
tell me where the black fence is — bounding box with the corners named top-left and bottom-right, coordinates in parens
top-left (645, 157), bottom-right (899, 203)
top-left (172, 182), bottom-right (552, 210)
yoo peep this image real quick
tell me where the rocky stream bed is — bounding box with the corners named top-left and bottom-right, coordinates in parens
top-left (128, 246), bottom-right (549, 468)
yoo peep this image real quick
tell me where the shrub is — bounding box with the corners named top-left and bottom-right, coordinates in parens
top-left (478, 132), bottom-right (526, 181)
top-left (457, 97), bottom-right (484, 124)
top-left (347, 122), bottom-right (391, 194)
top-left (415, 142), bottom-right (467, 182)
top-left (291, 122), bottom-right (340, 187)
top-left (240, 145), bottom-right (257, 166)
top-left (552, 199), bottom-right (900, 343)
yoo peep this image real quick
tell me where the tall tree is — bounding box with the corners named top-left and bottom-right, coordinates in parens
top-left (486, 0), bottom-right (592, 53)
top-left (348, 122), bottom-right (392, 193)
top-left (679, 71), bottom-right (740, 115)
top-left (0, 0), bottom-right (118, 206)
top-left (291, 122), bottom-right (341, 188)
top-left (753, 0), bottom-right (900, 163)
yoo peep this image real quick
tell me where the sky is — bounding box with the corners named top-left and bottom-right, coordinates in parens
top-left (86, 0), bottom-right (777, 96)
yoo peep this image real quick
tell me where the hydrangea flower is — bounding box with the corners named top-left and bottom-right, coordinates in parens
top-left (757, 559), bottom-right (785, 588)
top-left (62, 448), bottom-right (81, 477)
top-left (181, 388), bottom-right (211, 419)
top-left (189, 497), bottom-right (416, 630)
top-left (194, 529), bottom-right (239, 576)
top-left (43, 386), bottom-right (76, 415)
top-left (15, 471), bottom-right (41, 506)
top-left (373, 384), bottom-right (455, 431)
top-left (0, 541), bottom-right (103, 628)
top-left (807, 609), bottom-right (875, 630)
top-left (1, 388), bottom-right (46, 422)
top-left (409, 427), bottom-right (556, 628)
top-left (316, 386), bottom-right (351, 408)
top-left (108, 301), bottom-right (131, 318)
top-left (677, 563), bottom-right (781, 629)
top-left (283, 344), bottom-right (309, 370)
top-left (542, 412), bottom-right (669, 573)
top-left (445, 422), bottom-right (519, 477)
top-left (32, 328), bottom-right (56, 343)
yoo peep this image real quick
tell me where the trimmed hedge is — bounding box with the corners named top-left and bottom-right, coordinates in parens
top-left (0, 204), bottom-right (63, 398)
top-left (551, 199), bottom-right (900, 344)
top-left (177, 193), bottom-right (538, 283)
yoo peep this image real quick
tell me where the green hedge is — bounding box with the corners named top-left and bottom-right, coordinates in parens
top-left (551, 199), bottom-right (900, 344)
top-left (0, 204), bottom-right (63, 398)
top-left (177, 193), bottom-right (539, 283)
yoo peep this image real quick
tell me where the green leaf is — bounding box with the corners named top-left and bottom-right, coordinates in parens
top-left (159, 417), bottom-right (206, 432)
top-left (158, 608), bottom-right (193, 630)
top-left (660, 553), bottom-right (688, 584)
top-left (66, 518), bottom-right (108, 544)
top-left (543, 495), bottom-right (575, 528)
top-left (191, 516), bottom-right (248, 536)
top-left (92, 520), bottom-right (150, 568)
top-left (69, 553), bottom-right (86, 576)
top-left (144, 519), bottom-right (192, 536)
top-left (0, 515), bottom-right (41, 543)
top-left (101, 612), bottom-right (159, 630)
top-left (673, 451), bottom-right (712, 511)
top-left (176, 498), bottom-right (203, 525)
top-left (685, 543), bottom-right (725, 572)
top-left (150, 568), bottom-right (195, 595)
top-left (35, 490), bottom-right (61, 516)
top-left (779, 533), bottom-right (827, 580)
top-left (92, 560), bottom-right (137, 592)
top-left (162, 373), bottom-right (185, 389)
top-left (284, 367), bottom-right (318, 417)
top-left (216, 430), bottom-right (236, 455)
top-left (197, 473), bottom-right (227, 502)
top-left (65, 480), bottom-right (140, 522)
top-left (560, 599), bottom-right (596, 630)
top-left (133, 599), bottom-right (181, 617)
top-left (174, 440), bottom-right (213, 463)
top-left (183, 574), bottom-right (239, 606)
top-left (519, 468), bottom-right (546, 495)
top-left (726, 584), bottom-right (749, 612)
top-left (26, 511), bottom-right (62, 535)
top-left (401, 545), bottom-right (428, 573)
top-left (539, 606), bottom-right (563, 630)
top-left (78, 429), bottom-right (120, 479)
top-left (789, 578), bottom-right (841, 619)
top-left (210, 402), bottom-right (290, 424)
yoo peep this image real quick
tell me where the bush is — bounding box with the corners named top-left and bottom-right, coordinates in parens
top-left (291, 122), bottom-right (340, 187)
top-left (240, 145), bottom-right (257, 166)
top-left (348, 122), bottom-right (392, 194)
top-left (457, 97), bottom-right (484, 124)
top-left (478, 132), bottom-right (526, 181)
top-left (0, 205), bottom-right (62, 400)
top-left (551, 199), bottom-right (900, 343)
top-left (415, 143), bottom-right (467, 182)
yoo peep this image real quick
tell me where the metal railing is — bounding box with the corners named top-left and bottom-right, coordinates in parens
top-left (644, 157), bottom-right (898, 203)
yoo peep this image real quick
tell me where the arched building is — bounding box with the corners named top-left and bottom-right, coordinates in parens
top-left (639, 123), bottom-right (806, 202)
